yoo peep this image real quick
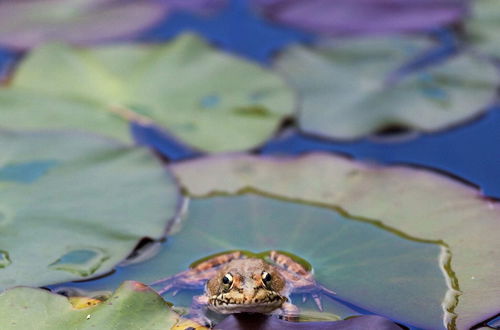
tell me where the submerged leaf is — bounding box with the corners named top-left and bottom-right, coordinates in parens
top-left (0, 281), bottom-right (179, 330)
top-left (0, 130), bottom-right (181, 289)
top-left (171, 153), bottom-right (500, 329)
top-left (274, 37), bottom-right (499, 139)
top-left (2, 34), bottom-right (294, 152)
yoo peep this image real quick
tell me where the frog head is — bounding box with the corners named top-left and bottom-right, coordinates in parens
top-left (206, 258), bottom-right (288, 314)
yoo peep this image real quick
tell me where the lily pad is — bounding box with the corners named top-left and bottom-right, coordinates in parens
top-left (252, 0), bottom-right (465, 36)
top-left (170, 153), bottom-right (500, 329)
top-left (3, 33), bottom-right (295, 152)
top-left (0, 0), bottom-right (169, 50)
top-left (466, 0), bottom-right (500, 58)
top-left (0, 90), bottom-right (130, 142)
top-left (159, 194), bottom-right (447, 329)
top-left (216, 314), bottom-right (402, 330)
top-left (0, 281), bottom-right (179, 329)
top-left (53, 192), bottom-right (448, 329)
top-left (0, 130), bottom-right (181, 289)
top-left (274, 37), bottom-right (499, 139)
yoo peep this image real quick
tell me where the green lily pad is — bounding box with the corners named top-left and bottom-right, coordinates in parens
top-left (52, 193), bottom-right (447, 329)
top-left (0, 130), bottom-right (181, 289)
top-left (0, 90), bottom-right (130, 142)
top-left (467, 0), bottom-right (500, 58)
top-left (274, 37), bottom-right (498, 139)
top-left (164, 195), bottom-right (447, 329)
top-left (2, 33), bottom-right (295, 152)
top-left (170, 153), bottom-right (500, 329)
top-left (0, 281), bottom-right (179, 329)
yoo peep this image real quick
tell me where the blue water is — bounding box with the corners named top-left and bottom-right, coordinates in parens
top-left (140, 0), bottom-right (313, 63)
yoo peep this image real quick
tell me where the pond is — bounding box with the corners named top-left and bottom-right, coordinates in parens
top-left (0, 0), bottom-right (499, 329)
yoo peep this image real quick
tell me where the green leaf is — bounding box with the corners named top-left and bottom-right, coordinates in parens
top-left (275, 37), bottom-right (498, 139)
top-left (161, 195), bottom-right (447, 329)
top-left (55, 193), bottom-right (446, 329)
top-left (0, 281), bottom-right (179, 330)
top-left (0, 90), bottom-right (130, 142)
top-left (3, 34), bottom-right (295, 152)
top-left (466, 0), bottom-right (500, 58)
top-left (170, 153), bottom-right (500, 329)
top-left (53, 194), bottom-right (448, 329)
top-left (0, 130), bottom-right (181, 289)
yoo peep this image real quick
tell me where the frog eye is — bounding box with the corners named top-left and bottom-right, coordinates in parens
top-left (261, 271), bottom-right (272, 283)
top-left (222, 273), bottom-right (233, 285)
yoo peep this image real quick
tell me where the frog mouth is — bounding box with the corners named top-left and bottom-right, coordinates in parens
top-left (208, 292), bottom-right (287, 313)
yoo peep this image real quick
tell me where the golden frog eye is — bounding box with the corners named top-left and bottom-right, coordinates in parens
top-left (222, 273), bottom-right (233, 286)
top-left (262, 271), bottom-right (272, 284)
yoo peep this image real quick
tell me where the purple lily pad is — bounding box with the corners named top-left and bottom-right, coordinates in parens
top-left (0, 0), bottom-right (169, 50)
top-left (252, 0), bottom-right (467, 36)
top-left (216, 314), bottom-right (402, 330)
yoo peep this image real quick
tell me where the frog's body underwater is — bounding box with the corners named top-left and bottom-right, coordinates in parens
top-left (151, 250), bottom-right (335, 323)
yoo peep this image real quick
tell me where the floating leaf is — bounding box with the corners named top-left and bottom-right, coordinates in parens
top-left (0, 0), bottom-right (169, 50)
top-left (56, 193), bottom-right (448, 329)
top-left (274, 37), bottom-right (498, 139)
top-left (0, 89), bottom-right (130, 142)
top-left (252, 0), bottom-right (465, 36)
top-left (0, 281), bottom-right (179, 330)
top-left (170, 153), bottom-right (500, 329)
top-left (0, 130), bottom-right (181, 289)
top-left (156, 195), bottom-right (446, 329)
top-left (2, 34), bottom-right (294, 152)
top-left (466, 0), bottom-right (500, 58)
top-left (216, 314), bottom-right (401, 330)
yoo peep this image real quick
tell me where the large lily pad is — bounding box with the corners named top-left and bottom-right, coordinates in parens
top-left (0, 0), bottom-right (169, 50)
top-left (2, 33), bottom-right (294, 152)
top-left (274, 37), bottom-right (498, 139)
top-left (170, 153), bottom-right (500, 329)
top-left (160, 194), bottom-right (447, 329)
top-left (466, 0), bottom-right (500, 58)
top-left (0, 130), bottom-right (181, 289)
top-left (252, 0), bottom-right (465, 36)
top-left (53, 195), bottom-right (448, 329)
top-left (0, 281), bottom-right (179, 329)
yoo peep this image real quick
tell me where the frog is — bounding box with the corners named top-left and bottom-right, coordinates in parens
top-left (150, 250), bottom-right (335, 324)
